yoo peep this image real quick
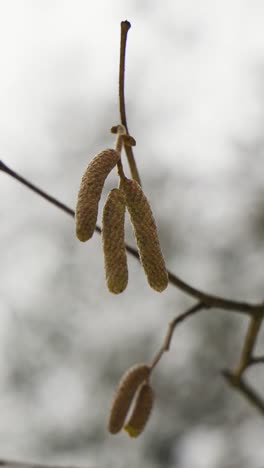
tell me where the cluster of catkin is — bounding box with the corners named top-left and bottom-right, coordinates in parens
top-left (108, 363), bottom-right (154, 437)
top-left (75, 125), bottom-right (168, 293)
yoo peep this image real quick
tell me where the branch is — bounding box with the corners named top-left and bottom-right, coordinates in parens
top-left (119, 21), bottom-right (141, 186)
top-left (233, 314), bottom-right (264, 378)
top-left (150, 301), bottom-right (206, 369)
top-left (222, 369), bottom-right (264, 415)
top-left (0, 459), bottom-right (93, 468)
top-left (221, 313), bottom-right (264, 414)
top-left (2, 159), bottom-right (264, 317)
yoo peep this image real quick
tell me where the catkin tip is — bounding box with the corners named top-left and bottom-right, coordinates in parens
top-left (108, 364), bottom-right (150, 434)
top-left (121, 178), bottom-right (168, 292)
top-left (124, 383), bottom-right (154, 438)
top-left (102, 189), bottom-right (128, 294)
top-left (75, 149), bottom-right (120, 241)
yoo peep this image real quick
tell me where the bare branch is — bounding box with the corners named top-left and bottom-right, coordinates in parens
top-left (222, 369), bottom-right (264, 415)
top-left (248, 356), bottom-right (264, 366)
top-left (2, 159), bottom-right (264, 317)
top-left (119, 21), bottom-right (141, 185)
top-left (150, 301), bottom-right (206, 369)
top-left (233, 314), bottom-right (264, 378)
top-left (0, 459), bottom-right (95, 468)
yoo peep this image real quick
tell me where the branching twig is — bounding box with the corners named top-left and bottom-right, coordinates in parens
top-left (0, 459), bottom-right (94, 468)
top-left (150, 301), bottom-right (206, 369)
top-left (1, 159), bottom-right (264, 317)
top-left (248, 356), bottom-right (264, 366)
top-left (222, 313), bottom-right (264, 414)
top-left (233, 313), bottom-right (264, 379)
top-left (119, 21), bottom-right (141, 185)
top-left (222, 369), bottom-right (264, 415)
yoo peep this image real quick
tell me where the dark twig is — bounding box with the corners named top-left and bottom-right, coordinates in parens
top-left (233, 313), bottom-right (264, 378)
top-left (119, 21), bottom-right (141, 185)
top-left (150, 301), bottom-right (205, 369)
top-left (0, 160), bottom-right (75, 219)
top-left (0, 459), bottom-right (94, 468)
top-left (248, 356), bottom-right (264, 366)
top-left (222, 369), bottom-right (264, 415)
top-left (2, 159), bottom-right (264, 316)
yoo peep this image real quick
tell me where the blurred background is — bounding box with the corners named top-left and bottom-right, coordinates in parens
top-left (0, 1), bottom-right (264, 467)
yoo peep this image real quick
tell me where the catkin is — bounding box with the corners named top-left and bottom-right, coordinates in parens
top-left (108, 364), bottom-right (150, 434)
top-left (75, 149), bottom-right (120, 241)
top-left (102, 189), bottom-right (128, 294)
top-left (121, 178), bottom-right (168, 292)
top-left (124, 382), bottom-right (154, 437)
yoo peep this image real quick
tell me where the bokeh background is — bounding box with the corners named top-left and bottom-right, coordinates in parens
top-left (0, 1), bottom-right (264, 467)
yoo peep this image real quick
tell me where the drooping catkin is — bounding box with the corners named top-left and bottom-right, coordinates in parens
top-left (102, 189), bottom-right (128, 294)
top-left (124, 382), bottom-right (154, 437)
top-left (121, 178), bottom-right (168, 292)
top-left (75, 149), bottom-right (120, 241)
top-left (108, 364), bottom-right (150, 434)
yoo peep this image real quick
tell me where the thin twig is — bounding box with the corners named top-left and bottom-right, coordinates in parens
top-left (150, 301), bottom-right (206, 369)
top-left (2, 159), bottom-right (264, 316)
top-left (119, 20), bottom-right (141, 185)
top-left (248, 356), bottom-right (264, 366)
top-left (233, 313), bottom-right (264, 378)
top-left (0, 459), bottom-right (94, 468)
top-left (0, 160), bottom-right (76, 219)
top-left (222, 369), bottom-right (264, 415)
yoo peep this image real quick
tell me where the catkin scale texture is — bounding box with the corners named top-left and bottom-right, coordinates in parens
top-left (108, 364), bottom-right (150, 434)
top-left (102, 189), bottom-right (128, 294)
top-left (75, 149), bottom-right (120, 241)
top-left (121, 178), bottom-right (168, 292)
top-left (124, 383), bottom-right (154, 437)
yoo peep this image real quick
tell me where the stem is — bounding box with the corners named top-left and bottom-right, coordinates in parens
top-left (150, 301), bottom-right (206, 369)
top-left (0, 161), bottom-right (75, 219)
top-left (222, 369), bottom-right (264, 415)
top-left (233, 313), bottom-right (264, 378)
top-left (119, 21), bottom-right (141, 185)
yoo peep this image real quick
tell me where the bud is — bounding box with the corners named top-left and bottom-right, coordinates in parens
top-left (121, 178), bottom-right (168, 292)
top-left (75, 149), bottom-right (120, 241)
top-left (102, 189), bottom-right (128, 294)
top-left (108, 364), bottom-right (150, 434)
top-left (124, 382), bottom-right (154, 437)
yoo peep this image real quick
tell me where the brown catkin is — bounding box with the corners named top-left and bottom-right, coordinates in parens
top-left (124, 382), bottom-right (154, 437)
top-left (108, 364), bottom-right (151, 434)
top-left (121, 178), bottom-right (168, 292)
top-left (102, 189), bottom-right (128, 294)
top-left (75, 149), bottom-right (120, 241)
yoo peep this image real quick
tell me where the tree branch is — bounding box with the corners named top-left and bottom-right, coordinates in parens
top-left (222, 369), bottom-right (264, 415)
top-left (2, 159), bottom-right (264, 317)
top-left (150, 301), bottom-right (206, 369)
top-left (233, 313), bottom-right (264, 378)
top-left (0, 459), bottom-right (93, 468)
top-left (119, 21), bottom-right (141, 185)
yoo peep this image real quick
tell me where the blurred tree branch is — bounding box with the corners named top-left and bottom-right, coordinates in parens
top-left (0, 459), bottom-right (95, 468)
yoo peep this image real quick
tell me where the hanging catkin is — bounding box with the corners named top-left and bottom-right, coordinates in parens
top-left (124, 382), bottom-right (154, 437)
top-left (102, 189), bottom-right (128, 294)
top-left (121, 178), bottom-right (168, 292)
top-left (75, 149), bottom-right (120, 241)
top-left (108, 364), bottom-right (150, 434)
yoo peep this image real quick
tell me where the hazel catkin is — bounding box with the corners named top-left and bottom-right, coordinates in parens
top-left (75, 149), bottom-right (120, 241)
top-left (124, 382), bottom-right (154, 437)
top-left (108, 364), bottom-right (151, 434)
top-left (102, 188), bottom-right (128, 294)
top-left (121, 178), bottom-right (168, 292)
